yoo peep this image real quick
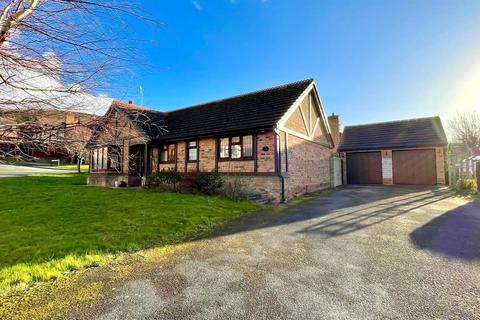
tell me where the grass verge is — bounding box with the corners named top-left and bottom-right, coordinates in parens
top-left (0, 174), bottom-right (259, 294)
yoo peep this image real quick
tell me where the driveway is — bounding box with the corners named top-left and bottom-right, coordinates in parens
top-left (0, 164), bottom-right (74, 178)
top-left (3, 186), bottom-right (480, 319)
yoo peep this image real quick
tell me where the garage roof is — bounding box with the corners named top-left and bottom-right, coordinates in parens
top-left (338, 117), bottom-right (448, 152)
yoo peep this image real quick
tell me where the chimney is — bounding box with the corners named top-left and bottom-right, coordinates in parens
top-left (65, 112), bottom-right (76, 125)
top-left (328, 113), bottom-right (340, 147)
top-left (128, 100), bottom-right (133, 104)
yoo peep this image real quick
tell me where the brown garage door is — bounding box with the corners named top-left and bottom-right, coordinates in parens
top-left (346, 152), bottom-right (382, 184)
top-left (393, 149), bottom-right (436, 185)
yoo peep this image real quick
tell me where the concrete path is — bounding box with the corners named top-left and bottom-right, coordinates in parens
top-left (2, 186), bottom-right (480, 319)
top-left (0, 164), bottom-right (75, 178)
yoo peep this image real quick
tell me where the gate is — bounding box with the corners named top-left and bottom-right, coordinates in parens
top-left (332, 156), bottom-right (342, 187)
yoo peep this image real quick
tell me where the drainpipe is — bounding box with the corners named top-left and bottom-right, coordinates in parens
top-left (274, 127), bottom-right (286, 203)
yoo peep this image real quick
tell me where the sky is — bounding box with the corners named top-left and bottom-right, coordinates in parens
top-left (111, 0), bottom-right (480, 129)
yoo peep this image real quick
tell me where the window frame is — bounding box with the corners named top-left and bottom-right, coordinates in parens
top-left (160, 143), bottom-right (176, 163)
top-left (90, 145), bottom-right (122, 172)
top-left (217, 134), bottom-right (255, 161)
top-left (187, 140), bottom-right (199, 162)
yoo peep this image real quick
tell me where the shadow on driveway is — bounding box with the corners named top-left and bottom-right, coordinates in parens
top-left (410, 202), bottom-right (480, 260)
top-left (211, 185), bottom-right (452, 239)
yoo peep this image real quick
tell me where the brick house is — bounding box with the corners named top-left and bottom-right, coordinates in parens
top-left (0, 109), bottom-right (95, 161)
top-left (338, 117), bottom-right (448, 185)
top-left (87, 79), bottom-right (339, 201)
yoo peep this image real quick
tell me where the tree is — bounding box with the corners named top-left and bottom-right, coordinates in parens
top-left (0, 1), bottom-right (159, 161)
top-left (448, 111), bottom-right (480, 153)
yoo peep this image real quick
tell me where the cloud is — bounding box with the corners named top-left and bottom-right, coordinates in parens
top-left (0, 59), bottom-right (113, 116)
top-left (192, 0), bottom-right (202, 11)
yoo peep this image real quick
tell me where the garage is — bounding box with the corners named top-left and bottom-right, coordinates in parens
top-left (338, 117), bottom-right (448, 186)
top-left (346, 152), bottom-right (382, 184)
top-left (392, 149), bottom-right (436, 185)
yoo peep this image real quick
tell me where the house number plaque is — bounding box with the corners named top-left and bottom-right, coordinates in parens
top-left (262, 146), bottom-right (269, 152)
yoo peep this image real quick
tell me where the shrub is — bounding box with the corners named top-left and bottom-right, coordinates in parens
top-left (455, 178), bottom-right (478, 194)
top-left (196, 171), bottom-right (224, 195)
top-left (222, 175), bottom-right (251, 201)
top-left (149, 169), bottom-right (182, 191)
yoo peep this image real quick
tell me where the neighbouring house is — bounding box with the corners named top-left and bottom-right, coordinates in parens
top-left (0, 109), bottom-right (95, 162)
top-left (87, 79), bottom-right (340, 202)
top-left (338, 117), bottom-right (448, 185)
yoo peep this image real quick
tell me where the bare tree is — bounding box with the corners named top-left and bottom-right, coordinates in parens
top-left (0, 0), bottom-right (159, 162)
top-left (449, 111), bottom-right (480, 153)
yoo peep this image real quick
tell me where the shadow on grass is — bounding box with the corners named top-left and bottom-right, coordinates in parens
top-left (410, 201), bottom-right (480, 260)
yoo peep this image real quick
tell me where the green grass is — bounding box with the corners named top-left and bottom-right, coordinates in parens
top-left (41, 164), bottom-right (89, 171)
top-left (0, 174), bottom-right (259, 293)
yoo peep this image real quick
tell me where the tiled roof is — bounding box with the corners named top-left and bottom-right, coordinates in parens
top-left (338, 117), bottom-right (448, 152)
top-left (114, 79), bottom-right (314, 141)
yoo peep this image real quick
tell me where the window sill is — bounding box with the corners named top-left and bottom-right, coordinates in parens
top-left (218, 158), bottom-right (254, 162)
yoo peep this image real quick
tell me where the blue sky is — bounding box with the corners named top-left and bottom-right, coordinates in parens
top-left (114, 0), bottom-right (480, 128)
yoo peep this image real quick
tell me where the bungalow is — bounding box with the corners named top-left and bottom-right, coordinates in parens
top-left (87, 79), bottom-right (340, 202)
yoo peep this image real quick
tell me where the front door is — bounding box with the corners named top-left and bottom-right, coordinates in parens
top-left (128, 145), bottom-right (145, 186)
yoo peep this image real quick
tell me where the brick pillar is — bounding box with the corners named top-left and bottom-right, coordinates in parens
top-left (381, 150), bottom-right (393, 185)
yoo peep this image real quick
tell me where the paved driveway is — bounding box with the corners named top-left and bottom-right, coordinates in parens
top-left (3, 186), bottom-right (480, 319)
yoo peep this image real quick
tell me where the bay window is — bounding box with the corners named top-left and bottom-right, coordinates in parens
top-left (91, 146), bottom-right (121, 171)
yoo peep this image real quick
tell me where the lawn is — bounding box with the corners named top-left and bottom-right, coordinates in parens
top-left (0, 174), bottom-right (259, 293)
top-left (41, 163), bottom-right (89, 171)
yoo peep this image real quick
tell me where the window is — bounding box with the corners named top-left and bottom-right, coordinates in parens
top-left (160, 145), bottom-right (167, 162)
top-left (91, 146), bottom-right (117, 171)
top-left (102, 147), bottom-right (108, 169)
top-left (110, 152), bottom-right (120, 170)
top-left (220, 138), bottom-right (229, 158)
top-left (188, 140), bottom-right (198, 161)
top-left (218, 135), bottom-right (254, 160)
top-left (92, 149), bottom-right (98, 170)
top-left (160, 144), bottom-right (176, 162)
top-left (231, 136), bottom-right (241, 159)
top-left (243, 135), bottom-right (253, 157)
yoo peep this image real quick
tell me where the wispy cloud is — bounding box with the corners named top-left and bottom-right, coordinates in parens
top-left (192, 0), bottom-right (202, 11)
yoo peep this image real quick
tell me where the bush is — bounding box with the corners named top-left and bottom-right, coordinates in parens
top-left (455, 178), bottom-right (478, 194)
top-left (222, 175), bottom-right (251, 201)
top-left (149, 169), bottom-right (182, 191)
top-left (196, 171), bottom-right (224, 195)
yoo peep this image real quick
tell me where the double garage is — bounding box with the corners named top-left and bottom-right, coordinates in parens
top-left (346, 149), bottom-right (438, 185)
top-left (338, 117), bottom-right (448, 186)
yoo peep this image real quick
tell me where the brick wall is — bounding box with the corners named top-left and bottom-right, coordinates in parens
top-left (199, 138), bottom-right (216, 172)
top-left (435, 147), bottom-right (446, 184)
top-left (256, 130), bottom-right (276, 172)
top-left (381, 150), bottom-right (393, 185)
top-left (88, 173), bottom-right (128, 187)
top-left (218, 161), bottom-right (254, 172)
top-left (222, 175), bottom-right (282, 202)
top-left (281, 132), bottom-right (332, 199)
top-left (177, 142), bottom-right (186, 172)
